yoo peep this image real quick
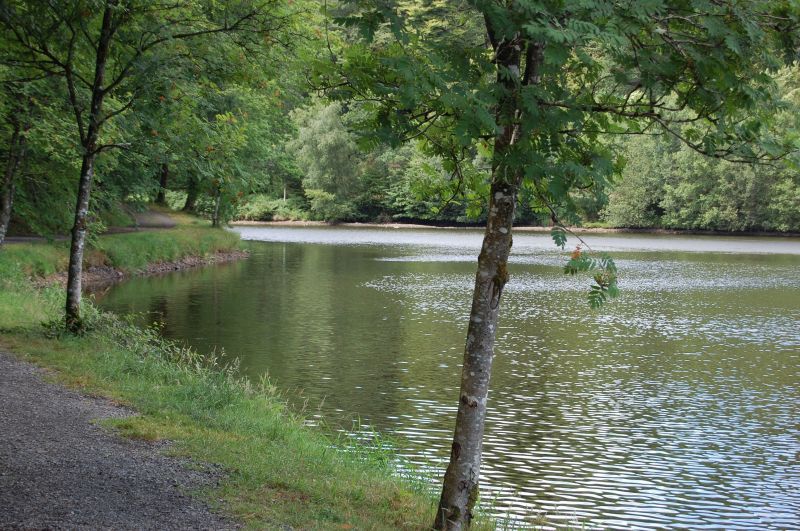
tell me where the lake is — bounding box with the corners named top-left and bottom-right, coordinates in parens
top-left (97, 226), bottom-right (800, 529)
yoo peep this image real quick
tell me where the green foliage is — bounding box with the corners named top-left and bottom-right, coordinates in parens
top-left (315, 0), bottom-right (799, 232)
top-left (235, 194), bottom-right (308, 221)
top-left (563, 248), bottom-right (619, 309)
top-left (550, 227), bottom-right (568, 249)
top-left (290, 102), bottom-right (364, 220)
top-left (605, 120), bottom-right (800, 232)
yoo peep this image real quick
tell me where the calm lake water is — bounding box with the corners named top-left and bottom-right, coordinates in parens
top-left (97, 226), bottom-right (800, 529)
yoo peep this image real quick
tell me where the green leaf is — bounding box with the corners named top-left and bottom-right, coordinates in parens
top-left (551, 226), bottom-right (567, 248)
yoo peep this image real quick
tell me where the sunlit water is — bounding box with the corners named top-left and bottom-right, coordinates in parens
top-left (97, 226), bottom-right (800, 529)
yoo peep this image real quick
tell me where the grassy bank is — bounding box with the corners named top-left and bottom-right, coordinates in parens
top-left (1, 220), bottom-right (240, 281)
top-left (0, 222), bottom-right (458, 529)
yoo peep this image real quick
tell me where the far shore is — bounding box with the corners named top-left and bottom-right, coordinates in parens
top-left (230, 220), bottom-right (800, 238)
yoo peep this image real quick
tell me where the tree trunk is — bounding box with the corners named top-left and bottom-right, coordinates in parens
top-left (212, 188), bottom-right (221, 227)
top-left (64, 1), bottom-right (115, 333)
top-left (434, 26), bottom-right (542, 530)
top-left (183, 177), bottom-right (198, 211)
top-left (433, 176), bottom-right (519, 529)
top-left (155, 162), bottom-right (169, 204)
top-left (65, 154), bottom-right (96, 331)
top-left (0, 120), bottom-right (23, 247)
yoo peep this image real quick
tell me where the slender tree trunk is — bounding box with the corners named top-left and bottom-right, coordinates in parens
top-left (433, 174), bottom-right (520, 530)
top-left (64, 2), bottom-right (115, 333)
top-left (435, 28), bottom-right (543, 530)
top-left (183, 176), bottom-right (198, 211)
top-left (212, 188), bottom-right (221, 227)
top-left (0, 120), bottom-right (23, 247)
top-left (155, 162), bottom-right (169, 204)
top-left (65, 153), bottom-right (96, 330)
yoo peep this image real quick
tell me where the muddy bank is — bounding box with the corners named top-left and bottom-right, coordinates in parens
top-left (38, 249), bottom-right (250, 292)
top-left (231, 220), bottom-right (800, 238)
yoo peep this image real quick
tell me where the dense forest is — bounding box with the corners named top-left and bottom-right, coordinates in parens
top-left (1, 1), bottom-right (798, 241)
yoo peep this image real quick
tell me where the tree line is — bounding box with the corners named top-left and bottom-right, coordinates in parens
top-left (2, 3), bottom-right (798, 245)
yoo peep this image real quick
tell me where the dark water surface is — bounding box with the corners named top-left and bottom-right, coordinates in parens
top-left (97, 226), bottom-right (800, 529)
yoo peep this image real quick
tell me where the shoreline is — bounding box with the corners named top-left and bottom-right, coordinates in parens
top-left (231, 220), bottom-right (800, 238)
top-left (36, 249), bottom-right (250, 292)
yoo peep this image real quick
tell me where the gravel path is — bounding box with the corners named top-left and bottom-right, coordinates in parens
top-left (0, 352), bottom-right (238, 530)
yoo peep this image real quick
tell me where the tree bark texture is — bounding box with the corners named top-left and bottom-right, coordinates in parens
top-left (0, 119), bottom-right (23, 247)
top-left (433, 177), bottom-right (518, 530)
top-left (65, 2), bottom-right (115, 333)
top-left (65, 154), bottom-right (95, 331)
top-left (155, 162), bottom-right (169, 204)
top-left (435, 26), bottom-right (544, 530)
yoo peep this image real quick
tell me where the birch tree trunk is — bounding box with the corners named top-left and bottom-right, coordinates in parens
top-left (64, 2), bottom-right (114, 332)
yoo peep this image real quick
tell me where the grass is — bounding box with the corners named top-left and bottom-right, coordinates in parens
top-left (0, 241), bottom-right (69, 278)
top-left (95, 227), bottom-right (240, 272)
top-left (0, 212), bottom-right (240, 278)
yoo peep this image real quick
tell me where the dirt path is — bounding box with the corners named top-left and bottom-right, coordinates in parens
top-left (130, 209), bottom-right (177, 229)
top-left (4, 208), bottom-right (178, 243)
top-left (0, 351), bottom-right (237, 530)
